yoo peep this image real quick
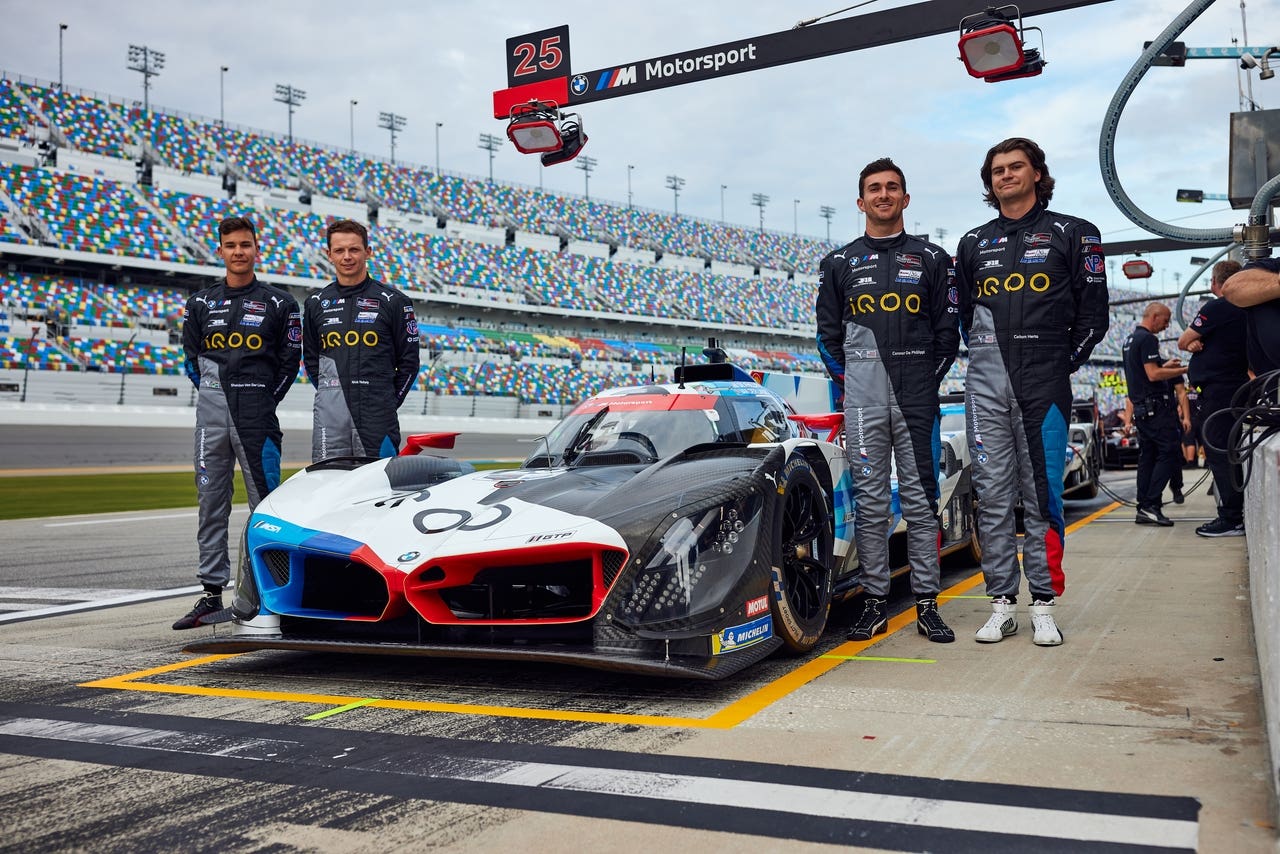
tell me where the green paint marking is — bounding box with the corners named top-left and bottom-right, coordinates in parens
top-left (304, 698), bottom-right (379, 720)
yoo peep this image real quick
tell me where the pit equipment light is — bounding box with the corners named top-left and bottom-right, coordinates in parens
top-left (505, 100), bottom-right (588, 164)
top-left (958, 5), bottom-right (1046, 82)
top-left (1122, 258), bottom-right (1154, 280)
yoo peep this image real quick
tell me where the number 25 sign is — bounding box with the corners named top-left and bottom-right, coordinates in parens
top-left (505, 25), bottom-right (571, 87)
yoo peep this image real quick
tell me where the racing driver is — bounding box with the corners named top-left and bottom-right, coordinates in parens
top-left (956, 137), bottom-right (1110, 646)
top-left (175, 215), bottom-right (301, 629)
top-left (304, 219), bottom-right (419, 461)
top-left (817, 157), bottom-right (961, 644)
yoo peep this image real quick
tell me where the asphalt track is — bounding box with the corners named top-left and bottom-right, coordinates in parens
top-left (0, 425), bottom-right (534, 471)
top-left (0, 447), bottom-right (1273, 851)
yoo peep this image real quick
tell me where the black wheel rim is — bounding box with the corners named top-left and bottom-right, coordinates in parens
top-left (780, 480), bottom-right (830, 620)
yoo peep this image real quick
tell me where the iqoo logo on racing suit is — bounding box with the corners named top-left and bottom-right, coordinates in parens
top-left (202, 331), bottom-right (264, 351)
top-left (979, 272), bottom-right (1052, 297)
top-left (322, 330), bottom-right (380, 349)
top-left (849, 292), bottom-right (923, 315)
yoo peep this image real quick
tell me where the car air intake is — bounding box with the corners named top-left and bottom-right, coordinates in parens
top-left (437, 559), bottom-right (594, 620)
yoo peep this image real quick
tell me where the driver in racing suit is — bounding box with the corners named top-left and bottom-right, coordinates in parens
top-left (956, 137), bottom-right (1109, 646)
top-left (304, 219), bottom-right (420, 461)
top-left (175, 215), bottom-right (301, 629)
top-left (817, 157), bottom-right (960, 644)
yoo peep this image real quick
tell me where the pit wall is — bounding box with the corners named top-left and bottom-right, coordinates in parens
top-left (1246, 432), bottom-right (1280, 820)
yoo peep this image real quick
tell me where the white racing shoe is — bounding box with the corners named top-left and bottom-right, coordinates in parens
top-left (974, 597), bottom-right (1017, 643)
top-left (1030, 599), bottom-right (1063, 646)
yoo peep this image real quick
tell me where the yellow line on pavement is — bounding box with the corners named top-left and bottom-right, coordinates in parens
top-left (820, 655), bottom-right (937, 663)
top-left (81, 504), bottom-right (1123, 727)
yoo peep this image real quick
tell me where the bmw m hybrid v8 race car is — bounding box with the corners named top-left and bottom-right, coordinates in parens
top-left (187, 350), bottom-right (976, 679)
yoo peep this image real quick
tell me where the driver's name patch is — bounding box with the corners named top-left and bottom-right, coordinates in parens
top-left (712, 614), bottom-right (773, 654)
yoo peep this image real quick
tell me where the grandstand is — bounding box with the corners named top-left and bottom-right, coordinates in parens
top-left (0, 69), bottom-right (1170, 411)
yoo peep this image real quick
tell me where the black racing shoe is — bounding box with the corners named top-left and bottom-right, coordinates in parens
top-left (1171, 488), bottom-right (1185, 505)
top-left (916, 598), bottom-right (955, 643)
top-left (1195, 517), bottom-right (1245, 538)
top-left (172, 593), bottom-right (223, 630)
top-left (1135, 506), bottom-right (1174, 527)
top-left (848, 597), bottom-right (888, 641)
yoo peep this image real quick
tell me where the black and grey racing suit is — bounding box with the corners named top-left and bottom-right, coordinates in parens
top-left (183, 278), bottom-right (301, 589)
top-left (817, 233), bottom-right (960, 598)
top-left (956, 204), bottom-right (1109, 601)
top-left (303, 277), bottom-right (420, 461)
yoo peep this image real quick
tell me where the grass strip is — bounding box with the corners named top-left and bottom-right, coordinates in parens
top-left (0, 460), bottom-right (513, 521)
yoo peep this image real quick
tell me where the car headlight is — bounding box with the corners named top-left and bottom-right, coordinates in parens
top-left (615, 494), bottom-right (763, 629)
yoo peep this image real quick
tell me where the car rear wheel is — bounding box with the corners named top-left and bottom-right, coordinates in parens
top-left (769, 457), bottom-right (833, 653)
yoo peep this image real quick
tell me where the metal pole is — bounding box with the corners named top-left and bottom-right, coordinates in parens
top-left (219, 66), bottom-right (227, 126)
top-left (793, 198), bottom-right (799, 235)
top-left (720, 184), bottom-right (727, 221)
top-left (627, 164), bottom-right (634, 209)
top-left (435, 122), bottom-right (442, 172)
top-left (349, 99), bottom-right (357, 152)
top-left (117, 332), bottom-right (138, 405)
top-left (58, 24), bottom-right (67, 88)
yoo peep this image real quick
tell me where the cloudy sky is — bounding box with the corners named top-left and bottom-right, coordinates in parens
top-left (1, 0), bottom-right (1274, 295)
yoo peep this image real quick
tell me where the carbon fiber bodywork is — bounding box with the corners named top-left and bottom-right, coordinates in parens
top-left (185, 365), bottom-right (975, 679)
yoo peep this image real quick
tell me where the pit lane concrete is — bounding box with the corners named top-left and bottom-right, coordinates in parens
top-left (0, 470), bottom-right (1275, 852)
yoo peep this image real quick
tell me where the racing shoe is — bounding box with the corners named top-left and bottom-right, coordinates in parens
top-left (975, 597), bottom-right (1017, 643)
top-left (848, 597), bottom-right (888, 641)
top-left (1195, 517), bottom-right (1245, 538)
top-left (916, 598), bottom-right (955, 643)
top-left (172, 592), bottom-right (223, 630)
top-left (1030, 599), bottom-right (1063, 646)
top-left (1134, 505), bottom-right (1174, 527)
top-left (1171, 488), bottom-right (1185, 505)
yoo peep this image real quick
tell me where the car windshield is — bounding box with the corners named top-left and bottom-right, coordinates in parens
top-left (524, 390), bottom-right (789, 467)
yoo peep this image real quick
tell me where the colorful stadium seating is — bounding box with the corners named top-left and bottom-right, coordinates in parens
top-left (0, 163), bottom-right (186, 263)
top-left (19, 82), bottom-right (133, 160)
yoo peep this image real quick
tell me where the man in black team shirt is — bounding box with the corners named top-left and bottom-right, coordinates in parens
top-left (1178, 260), bottom-right (1248, 537)
top-left (1222, 257), bottom-right (1280, 376)
top-left (175, 215), bottom-right (301, 629)
top-left (816, 157), bottom-right (960, 644)
top-left (304, 219), bottom-right (420, 461)
top-left (1122, 303), bottom-right (1187, 528)
top-left (955, 138), bottom-right (1109, 647)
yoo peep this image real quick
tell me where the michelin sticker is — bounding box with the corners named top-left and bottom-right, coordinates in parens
top-left (712, 614), bottom-right (773, 654)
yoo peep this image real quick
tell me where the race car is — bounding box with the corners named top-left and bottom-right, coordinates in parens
top-left (186, 350), bottom-right (975, 679)
top-left (1062, 397), bottom-right (1103, 499)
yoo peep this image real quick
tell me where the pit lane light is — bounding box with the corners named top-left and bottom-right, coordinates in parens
top-left (505, 100), bottom-right (588, 165)
top-left (958, 5), bottom-right (1046, 82)
top-left (1122, 258), bottom-right (1154, 280)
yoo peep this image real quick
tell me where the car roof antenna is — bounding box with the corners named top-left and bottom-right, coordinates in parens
top-left (650, 362), bottom-right (656, 384)
top-left (678, 347), bottom-right (687, 389)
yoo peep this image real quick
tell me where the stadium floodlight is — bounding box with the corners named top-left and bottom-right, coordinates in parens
top-left (378, 111), bottom-right (406, 164)
top-left (477, 132), bottom-right (503, 183)
top-left (819, 205), bottom-right (836, 242)
top-left (576, 155), bottom-right (597, 200)
top-left (751, 193), bottom-right (770, 234)
top-left (274, 84), bottom-right (306, 144)
top-left (958, 5), bottom-right (1045, 82)
top-left (127, 44), bottom-right (165, 115)
top-left (666, 174), bottom-right (685, 215)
